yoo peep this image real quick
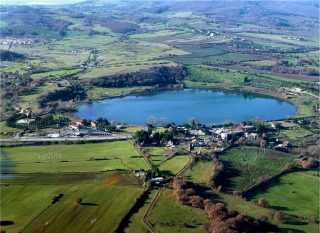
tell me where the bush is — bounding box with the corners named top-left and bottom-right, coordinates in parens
top-left (258, 198), bottom-right (269, 208)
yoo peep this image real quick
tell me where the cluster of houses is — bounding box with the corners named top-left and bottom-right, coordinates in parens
top-left (162, 122), bottom-right (292, 157)
top-left (14, 106), bottom-right (32, 117)
top-left (0, 37), bottom-right (37, 45)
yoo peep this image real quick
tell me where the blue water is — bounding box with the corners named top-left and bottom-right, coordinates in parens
top-left (77, 89), bottom-right (296, 125)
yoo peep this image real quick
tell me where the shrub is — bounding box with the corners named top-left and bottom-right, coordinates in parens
top-left (258, 198), bottom-right (269, 208)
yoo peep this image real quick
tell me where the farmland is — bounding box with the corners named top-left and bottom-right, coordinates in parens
top-left (250, 171), bottom-right (319, 219)
top-left (148, 189), bottom-right (207, 233)
top-left (0, 140), bottom-right (148, 173)
top-left (0, 1), bottom-right (319, 233)
top-left (20, 185), bottom-right (142, 233)
top-left (158, 156), bottom-right (190, 176)
top-left (220, 147), bottom-right (294, 192)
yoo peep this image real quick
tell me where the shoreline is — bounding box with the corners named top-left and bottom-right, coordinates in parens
top-left (73, 82), bottom-right (300, 125)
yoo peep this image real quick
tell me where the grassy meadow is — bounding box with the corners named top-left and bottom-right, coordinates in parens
top-left (250, 171), bottom-right (319, 219)
top-left (148, 189), bottom-right (207, 233)
top-left (22, 185), bottom-right (143, 233)
top-left (0, 141), bottom-right (148, 173)
top-left (220, 147), bottom-right (294, 192)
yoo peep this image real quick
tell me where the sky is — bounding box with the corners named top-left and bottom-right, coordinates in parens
top-left (0, 0), bottom-right (315, 5)
top-left (0, 0), bottom-right (85, 5)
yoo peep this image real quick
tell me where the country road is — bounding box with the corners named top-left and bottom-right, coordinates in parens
top-left (0, 134), bottom-right (132, 142)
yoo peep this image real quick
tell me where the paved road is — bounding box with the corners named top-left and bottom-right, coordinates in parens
top-left (0, 134), bottom-right (132, 142)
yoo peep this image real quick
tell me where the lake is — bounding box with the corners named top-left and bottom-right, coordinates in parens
top-left (77, 89), bottom-right (296, 125)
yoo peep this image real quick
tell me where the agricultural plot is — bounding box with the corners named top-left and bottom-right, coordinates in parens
top-left (183, 158), bottom-right (318, 233)
top-left (0, 140), bottom-right (148, 173)
top-left (148, 189), bottom-right (207, 233)
top-left (158, 156), bottom-right (190, 176)
top-left (250, 171), bottom-right (319, 219)
top-left (22, 185), bottom-right (143, 233)
top-left (124, 190), bottom-right (157, 233)
top-left (220, 147), bottom-right (294, 192)
top-left (87, 86), bottom-right (148, 100)
top-left (238, 32), bottom-right (319, 47)
top-left (0, 184), bottom-right (69, 233)
top-left (279, 127), bottom-right (313, 141)
top-left (184, 160), bottom-right (216, 185)
top-left (130, 29), bottom-right (187, 39)
top-left (147, 147), bottom-right (166, 165)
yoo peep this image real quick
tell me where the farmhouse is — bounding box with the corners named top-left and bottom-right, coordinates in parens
top-left (221, 130), bottom-right (244, 140)
top-left (16, 118), bottom-right (35, 124)
top-left (151, 177), bottom-right (164, 185)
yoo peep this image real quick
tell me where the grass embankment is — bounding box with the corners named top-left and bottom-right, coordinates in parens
top-left (148, 189), bottom-right (207, 233)
top-left (220, 146), bottom-right (294, 192)
top-left (250, 171), bottom-right (319, 219)
top-left (0, 140), bottom-right (149, 173)
top-left (158, 156), bottom-right (190, 176)
top-left (124, 190), bottom-right (158, 233)
top-left (184, 153), bottom-right (319, 233)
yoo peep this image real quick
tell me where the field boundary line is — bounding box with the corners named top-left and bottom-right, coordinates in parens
top-left (134, 144), bottom-right (153, 169)
top-left (175, 155), bottom-right (193, 177)
top-left (142, 188), bottom-right (163, 233)
top-left (20, 184), bottom-right (74, 232)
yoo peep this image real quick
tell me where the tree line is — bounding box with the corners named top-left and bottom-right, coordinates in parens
top-left (89, 66), bottom-right (186, 88)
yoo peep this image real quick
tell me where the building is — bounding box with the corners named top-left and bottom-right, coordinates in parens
top-left (151, 177), bottom-right (164, 185)
top-left (221, 130), bottom-right (244, 140)
top-left (47, 133), bottom-right (60, 138)
top-left (16, 118), bottom-right (35, 124)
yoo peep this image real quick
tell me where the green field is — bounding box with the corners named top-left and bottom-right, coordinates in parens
top-left (148, 147), bottom-right (166, 165)
top-left (220, 147), bottom-right (294, 192)
top-left (158, 156), bottom-right (190, 176)
top-left (184, 160), bottom-right (216, 185)
top-left (184, 159), bottom-right (319, 233)
top-left (21, 185), bottom-right (143, 233)
top-left (149, 189), bottom-right (207, 233)
top-left (279, 127), bottom-right (313, 141)
top-left (250, 171), bottom-right (319, 219)
top-left (0, 184), bottom-right (68, 233)
top-left (87, 86), bottom-right (149, 100)
top-left (0, 141), bottom-right (148, 173)
top-left (125, 190), bottom-right (157, 233)
top-left (0, 121), bottom-right (20, 134)
top-left (239, 32), bottom-right (319, 47)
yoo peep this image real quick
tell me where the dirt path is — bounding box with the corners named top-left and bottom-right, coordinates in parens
top-left (134, 144), bottom-right (153, 169)
top-left (142, 188), bottom-right (163, 233)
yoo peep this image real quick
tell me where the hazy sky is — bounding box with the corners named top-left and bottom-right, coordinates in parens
top-left (0, 0), bottom-right (315, 5)
top-left (0, 0), bottom-right (85, 5)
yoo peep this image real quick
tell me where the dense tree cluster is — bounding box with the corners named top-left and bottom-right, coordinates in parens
top-left (1, 72), bottom-right (35, 99)
top-left (81, 118), bottom-right (116, 132)
top-left (134, 128), bottom-right (176, 146)
top-left (208, 161), bottom-right (226, 189)
top-left (172, 180), bottom-right (277, 233)
top-left (203, 199), bottom-right (277, 233)
top-left (6, 114), bottom-right (70, 130)
top-left (38, 85), bottom-right (86, 108)
top-left (90, 66), bottom-right (186, 88)
top-left (0, 50), bottom-right (25, 61)
top-left (85, 16), bottom-right (139, 33)
top-left (173, 179), bottom-right (204, 209)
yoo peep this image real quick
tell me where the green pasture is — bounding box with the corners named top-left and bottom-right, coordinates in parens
top-left (0, 140), bottom-right (148, 173)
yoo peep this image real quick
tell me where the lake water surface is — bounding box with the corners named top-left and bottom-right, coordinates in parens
top-left (77, 89), bottom-right (296, 125)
